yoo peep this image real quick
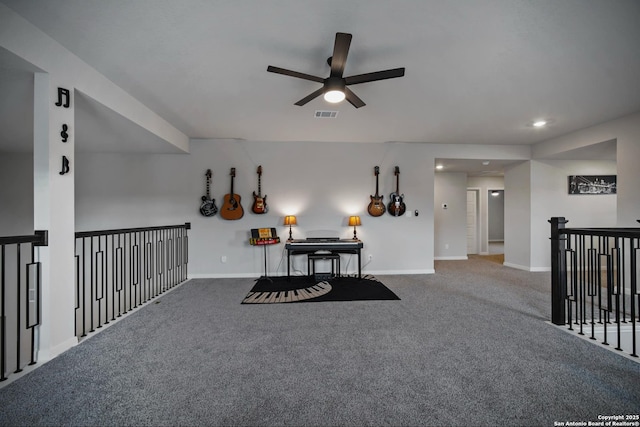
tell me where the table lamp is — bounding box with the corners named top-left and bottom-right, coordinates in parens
top-left (284, 215), bottom-right (297, 240)
top-left (348, 216), bottom-right (361, 240)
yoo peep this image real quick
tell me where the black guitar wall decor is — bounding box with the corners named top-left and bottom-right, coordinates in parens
top-left (200, 169), bottom-right (218, 217)
top-left (388, 166), bottom-right (406, 216)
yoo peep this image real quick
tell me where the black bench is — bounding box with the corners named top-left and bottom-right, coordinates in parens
top-left (307, 252), bottom-right (340, 280)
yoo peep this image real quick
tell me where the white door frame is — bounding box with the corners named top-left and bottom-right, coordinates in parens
top-left (466, 188), bottom-right (480, 255)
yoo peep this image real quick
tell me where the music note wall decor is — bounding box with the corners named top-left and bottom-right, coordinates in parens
top-left (60, 124), bottom-right (69, 142)
top-left (59, 156), bottom-right (70, 175)
top-left (55, 87), bottom-right (70, 108)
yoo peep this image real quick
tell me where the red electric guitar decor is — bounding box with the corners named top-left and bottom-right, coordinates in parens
top-left (367, 166), bottom-right (385, 217)
top-left (220, 167), bottom-right (244, 220)
top-left (388, 166), bottom-right (406, 217)
top-left (251, 165), bottom-right (268, 214)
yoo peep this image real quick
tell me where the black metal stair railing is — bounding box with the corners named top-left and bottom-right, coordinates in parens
top-left (75, 223), bottom-right (190, 338)
top-left (0, 231), bottom-right (48, 382)
top-left (550, 217), bottom-right (639, 358)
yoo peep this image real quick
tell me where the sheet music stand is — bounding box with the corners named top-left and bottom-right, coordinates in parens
top-left (249, 228), bottom-right (280, 280)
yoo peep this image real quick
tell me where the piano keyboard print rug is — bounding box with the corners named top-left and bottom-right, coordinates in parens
top-left (241, 275), bottom-right (400, 304)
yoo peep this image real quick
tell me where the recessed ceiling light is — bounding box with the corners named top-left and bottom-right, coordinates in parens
top-left (435, 165), bottom-right (444, 170)
top-left (482, 161), bottom-right (490, 165)
top-left (533, 120), bottom-right (547, 128)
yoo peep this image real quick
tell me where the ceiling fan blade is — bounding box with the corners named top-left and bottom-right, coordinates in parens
top-left (294, 87), bottom-right (325, 106)
top-left (267, 65), bottom-right (324, 83)
top-left (330, 32), bottom-right (352, 78)
top-left (344, 87), bottom-right (365, 108)
top-left (344, 67), bottom-right (405, 85)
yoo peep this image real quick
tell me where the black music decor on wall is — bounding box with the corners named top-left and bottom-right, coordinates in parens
top-left (59, 156), bottom-right (70, 175)
top-left (60, 124), bottom-right (69, 142)
top-left (55, 87), bottom-right (70, 108)
top-left (568, 175), bottom-right (616, 195)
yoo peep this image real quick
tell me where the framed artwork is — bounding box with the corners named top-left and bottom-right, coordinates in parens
top-left (568, 175), bottom-right (616, 195)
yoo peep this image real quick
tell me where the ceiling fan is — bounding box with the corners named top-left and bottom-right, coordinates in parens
top-left (267, 32), bottom-right (405, 108)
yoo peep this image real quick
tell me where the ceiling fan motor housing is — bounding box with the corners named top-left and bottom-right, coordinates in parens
top-left (325, 76), bottom-right (345, 92)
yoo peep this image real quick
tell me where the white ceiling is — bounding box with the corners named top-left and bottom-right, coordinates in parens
top-left (1, 0), bottom-right (639, 159)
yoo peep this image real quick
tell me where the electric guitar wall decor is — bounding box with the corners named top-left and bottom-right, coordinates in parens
top-left (220, 167), bottom-right (244, 220)
top-left (199, 169), bottom-right (218, 217)
top-left (251, 165), bottom-right (268, 214)
top-left (367, 166), bottom-right (385, 217)
top-left (388, 166), bottom-right (406, 216)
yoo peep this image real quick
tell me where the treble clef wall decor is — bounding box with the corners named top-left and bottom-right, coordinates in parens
top-left (60, 124), bottom-right (69, 142)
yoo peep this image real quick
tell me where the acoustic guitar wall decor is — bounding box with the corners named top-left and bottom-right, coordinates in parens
top-left (200, 169), bottom-right (218, 217)
top-left (367, 166), bottom-right (385, 217)
top-left (251, 165), bottom-right (268, 214)
top-left (388, 166), bottom-right (406, 216)
top-left (220, 167), bottom-right (244, 220)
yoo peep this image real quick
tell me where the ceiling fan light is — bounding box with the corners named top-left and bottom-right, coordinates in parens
top-left (324, 90), bottom-right (345, 103)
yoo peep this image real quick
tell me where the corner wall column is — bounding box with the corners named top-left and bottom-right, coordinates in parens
top-left (33, 73), bottom-right (77, 361)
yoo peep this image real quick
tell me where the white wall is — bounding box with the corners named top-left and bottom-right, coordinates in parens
top-left (529, 159), bottom-right (616, 269)
top-left (0, 153), bottom-right (33, 235)
top-left (504, 159), bottom-right (617, 271)
top-left (77, 140), bottom-right (439, 277)
top-left (434, 172), bottom-right (468, 259)
top-left (504, 161), bottom-right (531, 270)
top-left (533, 110), bottom-right (640, 227)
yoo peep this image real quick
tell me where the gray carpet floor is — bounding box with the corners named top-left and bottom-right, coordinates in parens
top-left (1, 257), bottom-right (639, 426)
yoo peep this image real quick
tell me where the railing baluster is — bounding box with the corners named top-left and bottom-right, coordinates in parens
top-left (550, 217), bottom-right (639, 358)
top-left (15, 242), bottom-right (21, 373)
top-left (73, 223), bottom-right (189, 340)
top-left (1, 244), bottom-right (6, 381)
top-left (0, 231), bottom-right (48, 382)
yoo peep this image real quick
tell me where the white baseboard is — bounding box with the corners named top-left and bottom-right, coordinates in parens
top-left (529, 266), bottom-right (551, 272)
top-left (503, 262), bottom-right (550, 272)
top-left (38, 336), bottom-right (78, 362)
top-left (434, 256), bottom-right (469, 261)
top-left (366, 269), bottom-right (436, 275)
top-left (188, 273), bottom-right (261, 279)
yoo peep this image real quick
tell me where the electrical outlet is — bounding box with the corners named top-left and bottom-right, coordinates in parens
top-left (368, 254), bottom-right (373, 261)
top-left (221, 256), bottom-right (227, 263)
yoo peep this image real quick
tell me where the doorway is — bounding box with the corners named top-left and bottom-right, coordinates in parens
top-left (488, 189), bottom-right (504, 255)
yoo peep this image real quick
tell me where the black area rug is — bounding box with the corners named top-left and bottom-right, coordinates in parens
top-left (241, 274), bottom-right (400, 304)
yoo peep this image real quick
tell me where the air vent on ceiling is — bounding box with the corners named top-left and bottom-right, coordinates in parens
top-left (314, 110), bottom-right (339, 118)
